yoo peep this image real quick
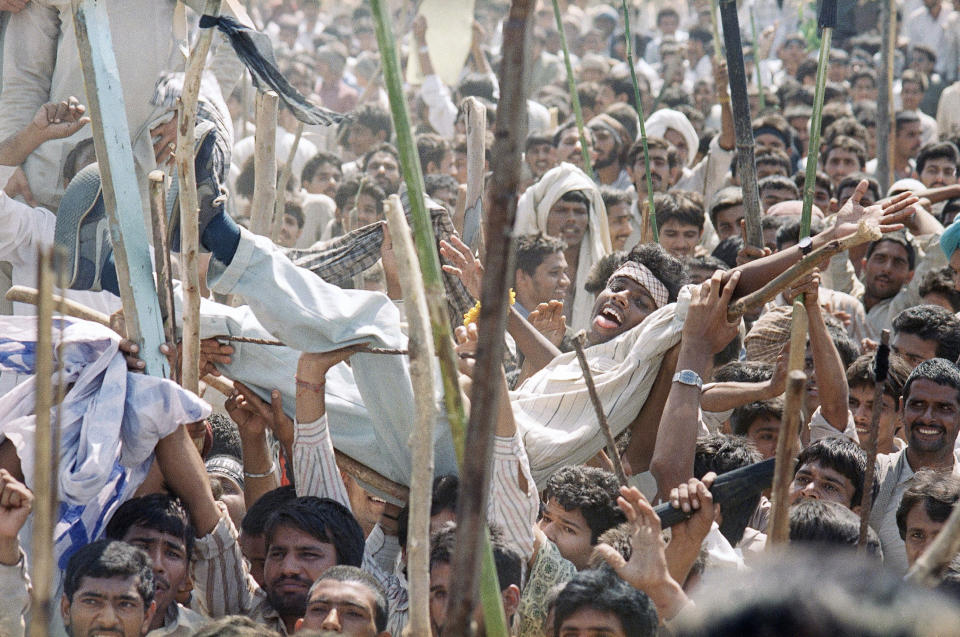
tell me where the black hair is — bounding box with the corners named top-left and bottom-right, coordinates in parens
top-left (624, 242), bottom-right (688, 303)
top-left (730, 399), bottom-right (784, 437)
top-left (917, 141), bottom-right (960, 176)
top-left (685, 254), bottom-right (730, 274)
top-left (301, 151), bottom-right (343, 185)
top-left (896, 469), bottom-right (960, 541)
top-left (429, 523), bottom-right (522, 591)
top-left (415, 132), bottom-right (451, 174)
top-left (626, 136), bottom-right (671, 168)
top-left (208, 412), bottom-right (242, 460)
top-left (423, 173), bottom-right (459, 199)
top-left (711, 360), bottom-right (774, 383)
top-left (241, 485), bottom-right (297, 536)
top-left (311, 565), bottom-right (389, 632)
top-left (795, 438), bottom-right (873, 508)
top-left (191, 616), bottom-right (281, 637)
top-left (284, 201), bottom-right (305, 229)
top-left (895, 110), bottom-right (921, 131)
top-left (758, 174), bottom-right (800, 199)
top-left (558, 189), bottom-right (590, 210)
top-left (599, 186), bottom-right (632, 210)
top-left (350, 102), bottom-right (393, 140)
top-left (105, 494), bottom-right (196, 561)
top-left (64, 539), bottom-right (155, 605)
top-left (553, 568), bottom-right (658, 637)
top-left (775, 216), bottom-right (825, 250)
top-left (865, 232), bottom-right (917, 270)
top-left (542, 466), bottom-right (625, 544)
top-left (525, 133), bottom-right (553, 152)
top-left (654, 191), bottom-right (705, 231)
top-left (397, 474), bottom-right (460, 547)
top-left (903, 358), bottom-right (960, 405)
top-left (515, 232), bottom-right (567, 277)
top-left (893, 304), bottom-right (960, 363)
top-left (920, 267), bottom-right (960, 312)
top-left (264, 497), bottom-right (365, 568)
top-left (584, 251), bottom-right (630, 294)
top-left (711, 235), bottom-right (744, 269)
top-left (361, 142), bottom-right (400, 172)
top-left (456, 72), bottom-right (497, 102)
top-left (694, 434), bottom-right (763, 545)
top-left (846, 352), bottom-right (912, 403)
top-left (836, 173), bottom-right (880, 204)
top-left (789, 499), bottom-right (882, 558)
top-left (333, 176), bottom-right (386, 217)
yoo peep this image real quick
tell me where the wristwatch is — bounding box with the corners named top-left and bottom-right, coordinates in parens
top-left (798, 235), bottom-right (813, 256)
top-left (672, 369), bottom-right (703, 390)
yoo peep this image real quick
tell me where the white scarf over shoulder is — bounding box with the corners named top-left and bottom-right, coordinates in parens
top-left (512, 286), bottom-right (691, 483)
top-left (515, 163), bottom-right (611, 332)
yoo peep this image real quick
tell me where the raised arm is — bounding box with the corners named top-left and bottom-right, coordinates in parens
top-left (0, 98), bottom-right (89, 167)
top-left (224, 382), bottom-right (283, 506)
top-left (0, 470), bottom-right (32, 637)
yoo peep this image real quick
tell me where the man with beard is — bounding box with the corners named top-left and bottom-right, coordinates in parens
top-left (551, 121), bottom-right (598, 173)
top-left (869, 358), bottom-right (960, 573)
top-left (361, 143), bottom-right (402, 195)
top-left (588, 114), bottom-right (631, 189)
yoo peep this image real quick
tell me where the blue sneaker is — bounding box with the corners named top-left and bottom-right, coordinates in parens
top-left (165, 118), bottom-right (228, 253)
top-left (54, 163), bottom-right (114, 291)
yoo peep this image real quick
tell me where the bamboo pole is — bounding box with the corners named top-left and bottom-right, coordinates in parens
top-left (619, 0), bottom-right (658, 242)
top-left (149, 171), bottom-right (179, 383)
top-left (445, 1), bottom-right (535, 633)
top-left (368, 2), bottom-right (509, 635)
top-left (749, 8), bottom-right (766, 112)
top-left (176, 0), bottom-right (221, 396)
top-left (718, 0), bottom-right (762, 249)
top-left (6, 286), bottom-right (111, 327)
top-left (767, 370), bottom-right (807, 545)
top-left (250, 90), bottom-right (279, 236)
top-left (859, 330), bottom-right (890, 549)
top-left (271, 121), bottom-right (304, 243)
top-left (573, 331), bottom-right (628, 485)
top-left (384, 195), bottom-right (436, 637)
top-left (29, 248), bottom-right (57, 637)
top-left (876, 0), bottom-right (894, 194)
top-left (551, 0), bottom-right (594, 179)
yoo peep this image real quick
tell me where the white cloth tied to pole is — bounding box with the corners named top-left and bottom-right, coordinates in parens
top-left (512, 286), bottom-right (691, 484)
top-left (515, 163), bottom-right (612, 332)
top-left (0, 317), bottom-right (210, 569)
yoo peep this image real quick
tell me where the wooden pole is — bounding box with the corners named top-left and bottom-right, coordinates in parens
top-left (72, 0), bottom-right (169, 378)
top-left (551, 0), bottom-right (595, 179)
top-left (176, 0), bottom-right (220, 396)
top-left (573, 331), bottom-right (628, 485)
top-left (250, 90), bottom-right (279, 236)
top-left (368, 2), bottom-right (509, 635)
top-left (384, 195), bottom-right (436, 637)
top-left (271, 121), bottom-right (304, 243)
top-left (28, 247), bottom-right (57, 637)
top-left (718, 0), bottom-right (762, 249)
top-left (462, 97), bottom-right (487, 253)
top-left (446, 1), bottom-right (535, 634)
top-left (876, 0), bottom-right (894, 194)
top-left (619, 0), bottom-right (658, 242)
top-left (149, 172), bottom-right (179, 383)
top-left (859, 330), bottom-right (890, 548)
top-left (767, 370), bottom-right (807, 545)
top-left (6, 286), bottom-right (110, 327)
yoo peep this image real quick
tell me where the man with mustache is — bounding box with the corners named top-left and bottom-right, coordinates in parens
top-left (868, 358), bottom-right (960, 573)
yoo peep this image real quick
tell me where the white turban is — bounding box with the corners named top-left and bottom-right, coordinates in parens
top-left (644, 108), bottom-right (699, 167)
top-left (515, 163), bottom-right (611, 331)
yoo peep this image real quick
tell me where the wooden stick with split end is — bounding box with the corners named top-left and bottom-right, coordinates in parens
top-left (271, 121), bottom-right (304, 243)
top-left (767, 370), bottom-right (807, 545)
top-left (573, 331), bottom-right (628, 486)
top-left (906, 497), bottom-right (960, 587)
top-left (462, 97), bottom-right (487, 253)
top-left (859, 330), bottom-right (890, 548)
top-left (250, 90), bottom-right (279, 236)
top-left (727, 221), bottom-right (882, 322)
top-left (176, 0), bottom-right (221, 395)
top-left (149, 171), bottom-right (179, 382)
top-left (7, 285), bottom-right (111, 327)
top-left (384, 194), bottom-right (436, 637)
top-left (29, 248), bottom-right (57, 637)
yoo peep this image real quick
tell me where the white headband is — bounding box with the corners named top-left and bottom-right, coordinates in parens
top-left (609, 261), bottom-right (670, 308)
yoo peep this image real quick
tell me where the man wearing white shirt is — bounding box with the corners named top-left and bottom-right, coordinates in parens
top-left (906, 0), bottom-right (955, 77)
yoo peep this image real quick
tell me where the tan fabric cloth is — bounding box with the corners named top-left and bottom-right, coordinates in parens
top-left (515, 163), bottom-right (611, 332)
top-left (744, 305), bottom-right (793, 363)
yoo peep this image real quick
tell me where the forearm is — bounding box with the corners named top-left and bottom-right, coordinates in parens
top-left (717, 89), bottom-right (734, 151)
top-left (650, 344), bottom-right (711, 502)
top-left (726, 236), bottom-right (828, 298)
top-left (0, 537), bottom-right (19, 566)
top-left (807, 304), bottom-right (848, 428)
top-left (415, 39), bottom-right (436, 77)
top-left (700, 380), bottom-right (781, 412)
top-left (506, 307), bottom-right (562, 373)
top-left (664, 537), bottom-right (701, 590)
top-left (0, 125), bottom-right (45, 167)
top-left (156, 425), bottom-right (221, 536)
top-left (239, 430), bottom-right (279, 507)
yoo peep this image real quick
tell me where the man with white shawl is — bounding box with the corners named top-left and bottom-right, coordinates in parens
top-left (515, 162), bottom-right (611, 332)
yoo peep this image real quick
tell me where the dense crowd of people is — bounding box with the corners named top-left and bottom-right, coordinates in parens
top-left (4, 0), bottom-right (960, 635)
